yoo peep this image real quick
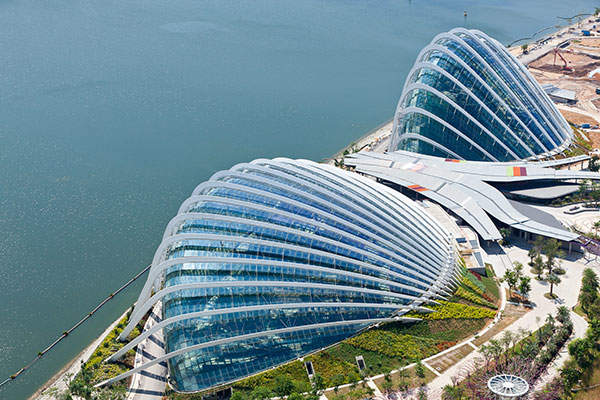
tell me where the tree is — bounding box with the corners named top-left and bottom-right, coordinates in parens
top-left (547, 272), bottom-right (562, 297)
top-left (499, 227), bottom-right (511, 245)
top-left (579, 179), bottom-right (589, 199)
top-left (579, 268), bottom-right (599, 314)
top-left (543, 238), bottom-right (562, 274)
top-left (521, 43), bottom-right (528, 54)
top-left (533, 235), bottom-right (545, 254)
top-left (590, 300), bottom-right (600, 322)
top-left (556, 306), bottom-right (571, 325)
top-left (397, 367), bottom-right (410, 391)
top-left (417, 385), bottom-right (428, 400)
top-left (513, 261), bottom-right (524, 278)
top-left (532, 255), bottom-right (544, 280)
top-left (590, 156), bottom-right (600, 172)
top-left (250, 387), bottom-right (273, 400)
top-left (486, 339), bottom-right (503, 367)
top-left (415, 360), bottom-right (426, 380)
top-left (518, 276), bottom-right (531, 299)
top-left (592, 188), bottom-right (600, 208)
top-left (546, 314), bottom-right (556, 329)
top-left (442, 383), bottom-right (464, 400)
top-left (380, 379), bottom-right (393, 394)
top-left (288, 394), bottom-right (304, 400)
top-left (312, 374), bottom-right (325, 391)
top-left (583, 268), bottom-right (599, 291)
top-left (480, 343), bottom-right (494, 369)
top-left (502, 269), bottom-right (519, 298)
top-left (500, 330), bottom-right (514, 363)
top-left (561, 360), bottom-right (583, 390)
top-left (274, 375), bottom-right (295, 397)
top-left (231, 392), bottom-right (248, 400)
top-left (569, 338), bottom-right (595, 370)
top-left (528, 247), bottom-right (538, 266)
top-left (594, 221), bottom-right (600, 239)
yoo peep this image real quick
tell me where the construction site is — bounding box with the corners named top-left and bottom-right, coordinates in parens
top-left (512, 14), bottom-right (600, 149)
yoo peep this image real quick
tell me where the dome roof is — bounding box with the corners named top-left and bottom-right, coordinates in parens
top-left (389, 28), bottom-right (573, 161)
top-left (116, 158), bottom-right (457, 392)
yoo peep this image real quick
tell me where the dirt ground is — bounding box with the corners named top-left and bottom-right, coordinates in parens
top-left (560, 109), bottom-right (599, 125)
top-left (583, 130), bottom-right (600, 150)
top-left (578, 37), bottom-right (600, 48)
top-left (529, 50), bottom-right (600, 77)
top-left (472, 302), bottom-right (530, 346)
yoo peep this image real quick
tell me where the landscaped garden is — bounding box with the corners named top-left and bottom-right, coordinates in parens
top-left (165, 266), bottom-right (500, 400)
top-left (442, 307), bottom-right (574, 400)
top-left (45, 307), bottom-right (145, 400)
top-left (44, 264), bottom-right (500, 400)
top-left (532, 268), bottom-right (600, 399)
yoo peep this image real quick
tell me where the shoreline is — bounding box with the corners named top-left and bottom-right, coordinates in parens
top-left (27, 12), bottom-right (596, 400)
top-left (323, 118), bottom-right (393, 165)
top-left (508, 14), bottom-right (599, 64)
top-left (29, 309), bottom-right (129, 400)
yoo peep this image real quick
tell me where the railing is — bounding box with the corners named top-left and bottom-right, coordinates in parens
top-left (0, 263), bottom-right (151, 390)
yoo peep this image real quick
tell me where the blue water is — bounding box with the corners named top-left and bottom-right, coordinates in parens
top-left (0, 1), bottom-right (596, 398)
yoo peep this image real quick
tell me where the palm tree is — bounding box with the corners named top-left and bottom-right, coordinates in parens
top-left (594, 220), bottom-right (600, 239)
top-left (442, 381), bottom-right (464, 400)
top-left (518, 276), bottom-right (532, 300)
top-left (547, 272), bottom-right (562, 298)
top-left (527, 247), bottom-right (537, 266)
top-left (556, 305), bottom-right (571, 325)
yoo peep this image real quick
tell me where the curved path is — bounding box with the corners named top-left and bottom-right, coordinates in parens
top-left (424, 240), bottom-right (590, 399)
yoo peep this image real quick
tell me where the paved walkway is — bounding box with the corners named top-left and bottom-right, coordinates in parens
top-left (127, 302), bottom-right (167, 400)
top-left (535, 203), bottom-right (600, 234)
top-left (423, 240), bottom-right (590, 399)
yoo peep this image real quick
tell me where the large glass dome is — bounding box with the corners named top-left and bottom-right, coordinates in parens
top-left (389, 28), bottom-right (573, 161)
top-left (113, 158), bottom-right (458, 392)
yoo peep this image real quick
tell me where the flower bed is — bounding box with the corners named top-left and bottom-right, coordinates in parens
top-left (455, 286), bottom-right (497, 309)
top-left (346, 331), bottom-right (439, 359)
top-left (406, 301), bottom-right (496, 320)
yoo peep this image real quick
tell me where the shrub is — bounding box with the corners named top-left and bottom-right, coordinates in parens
top-left (461, 275), bottom-right (486, 294)
top-left (454, 287), bottom-right (497, 309)
top-left (406, 301), bottom-right (496, 320)
top-left (346, 331), bottom-right (437, 360)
